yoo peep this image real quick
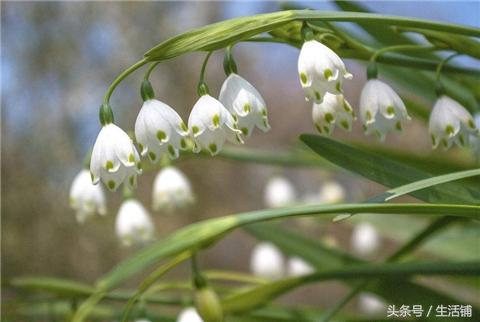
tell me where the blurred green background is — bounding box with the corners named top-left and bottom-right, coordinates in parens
top-left (2, 0), bottom-right (479, 316)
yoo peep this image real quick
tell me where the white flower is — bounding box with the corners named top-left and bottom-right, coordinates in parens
top-left (219, 73), bottom-right (270, 137)
top-left (177, 307), bottom-right (204, 322)
top-left (188, 94), bottom-right (243, 155)
top-left (250, 242), bottom-right (285, 280)
top-left (115, 199), bottom-right (154, 247)
top-left (429, 95), bottom-right (478, 149)
top-left (312, 93), bottom-right (355, 135)
top-left (69, 169), bottom-right (107, 223)
top-left (90, 123), bottom-right (142, 191)
top-left (319, 181), bottom-right (346, 204)
top-left (152, 166), bottom-right (195, 212)
top-left (358, 292), bottom-right (385, 315)
top-left (359, 79), bottom-right (411, 141)
top-left (350, 222), bottom-right (380, 258)
top-left (287, 256), bottom-right (315, 277)
top-left (298, 40), bottom-right (353, 103)
top-left (135, 99), bottom-right (189, 162)
top-left (263, 176), bottom-right (296, 208)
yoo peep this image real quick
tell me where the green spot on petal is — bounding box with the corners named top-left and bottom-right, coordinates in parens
top-left (212, 114), bottom-right (220, 127)
top-left (300, 72), bottom-right (307, 84)
top-left (107, 180), bottom-right (116, 190)
top-left (395, 121), bottom-right (402, 131)
top-left (335, 82), bottom-right (341, 93)
top-left (468, 119), bottom-right (476, 129)
top-left (386, 106), bottom-right (395, 116)
top-left (366, 111), bottom-right (373, 121)
top-left (209, 143), bottom-right (217, 154)
top-left (261, 109), bottom-right (267, 116)
top-left (180, 138), bottom-right (187, 149)
top-left (323, 126), bottom-right (329, 133)
top-left (323, 69), bottom-right (333, 80)
top-left (340, 120), bottom-right (349, 130)
top-left (445, 125), bottom-right (455, 136)
top-left (324, 113), bottom-right (334, 123)
top-left (168, 144), bottom-right (175, 157)
top-left (105, 160), bottom-right (114, 170)
top-left (431, 135), bottom-right (436, 146)
top-left (459, 135), bottom-right (465, 146)
top-left (148, 151), bottom-right (156, 161)
top-left (243, 103), bottom-right (251, 113)
top-left (156, 130), bottom-right (167, 141)
top-left (128, 153), bottom-right (135, 163)
top-left (129, 176), bottom-right (135, 187)
top-left (138, 143), bottom-right (144, 152)
top-left (192, 126), bottom-right (199, 134)
top-left (441, 139), bottom-right (448, 148)
top-left (241, 128), bottom-right (249, 136)
top-left (343, 101), bottom-right (351, 113)
top-left (180, 122), bottom-right (188, 132)
top-left (137, 162), bottom-right (142, 171)
top-left (315, 124), bottom-right (323, 134)
top-left (315, 91), bottom-right (321, 101)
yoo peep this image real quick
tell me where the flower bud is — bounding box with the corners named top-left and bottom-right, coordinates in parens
top-left (194, 287), bottom-right (224, 322)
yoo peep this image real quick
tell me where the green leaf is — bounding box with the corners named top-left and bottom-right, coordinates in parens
top-left (98, 203), bottom-right (478, 290)
top-left (300, 135), bottom-right (480, 205)
top-left (144, 10), bottom-right (480, 61)
top-left (371, 168), bottom-right (480, 203)
top-left (221, 261), bottom-right (480, 314)
top-left (10, 277), bottom-right (94, 298)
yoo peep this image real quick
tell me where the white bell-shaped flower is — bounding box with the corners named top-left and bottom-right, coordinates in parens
top-left (69, 169), bottom-right (107, 223)
top-left (188, 94), bottom-right (243, 155)
top-left (250, 242), bottom-right (285, 280)
top-left (319, 181), bottom-right (346, 204)
top-left (219, 73), bottom-right (270, 137)
top-left (358, 292), bottom-right (385, 315)
top-left (115, 199), bottom-right (154, 247)
top-left (177, 307), bottom-right (204, 322)
top-left (135, 99), bottom-right (189, 162)
top-left (429, 95), bottom-right (478, 149)
top-left (350, 222), bottom-right (380, 258)
top-left (287, 256), bottom-right (315, 277)
top-left (152, 166), bottom-right (194, 212)
top-left (90, 123), bottom-right (142, 191)
top-left (359, 79), bottom-right (411, 141)
top-left (298, 40), bottom-right (353, 103)
top-left (263, 176), bottom-right (297, 208)
top-left (312, 93), bottom-right (355, 135)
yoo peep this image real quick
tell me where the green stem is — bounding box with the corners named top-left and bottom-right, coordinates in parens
top-left (320, 216), bottom-right (457, 322)
top-left (144, 61), bottom-right (161, 81)
top-left (197, 52), bottom-right (213, 96)
top-left (370, 44), bottom-right (438, 63)
top-left (435, 53), bottom-right (462, 92)
top-left (103, 58), bottom-right (148, 104)
top-left (121, 251), bottom-right (192, 322)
